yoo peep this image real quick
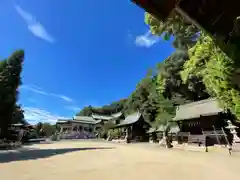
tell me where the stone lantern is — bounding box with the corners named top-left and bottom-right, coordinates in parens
top-left (225, 120), bottom-right (240, 144)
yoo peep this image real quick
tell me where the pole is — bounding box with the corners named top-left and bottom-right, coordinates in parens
top-left (212, 125), bottom-right (221, 145)
top-left (221, 127), bottom-right (232, 155)
top-left (222, 128), bottom-right (229, 146)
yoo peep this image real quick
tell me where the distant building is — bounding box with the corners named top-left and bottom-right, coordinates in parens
top-left (56, 116), bottom-right (102, 139)
top-left (56, 111), bottom-right (124, 139)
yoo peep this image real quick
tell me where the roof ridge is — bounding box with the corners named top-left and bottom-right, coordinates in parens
top-left (92, 111), bottom-right (122, 116)
top-left (178, 98), bottom-right (217, 108)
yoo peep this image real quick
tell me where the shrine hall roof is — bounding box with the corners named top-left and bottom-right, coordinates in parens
top-left (115, 112), bottom-right (142, 128)
top-left (173, 98), bottom-right (224, 121)
top-left (91, 112), bottom-right (123, 120)
top-left (57, 116), bottom-right (101, 124)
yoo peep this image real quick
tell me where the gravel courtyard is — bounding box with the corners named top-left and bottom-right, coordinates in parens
top-left (1, 140), bottom-right (240, 180)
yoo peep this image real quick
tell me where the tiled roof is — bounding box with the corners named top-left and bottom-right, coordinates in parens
top-left (156, 125), bottom-right (166, 132)
top-left (111, 112), bottom-right (123, 118)
top-left (57, 116), bottom-right (101, 125)
top-left (173, 98), bottom-right (224, 121)
top-left (74, 116), bottom-right (95, 122)
top-left (74, 116), bottom-right (101, 124)
top-left (92, 111), bottom-right (123, 120)
top-left (57, 119), bottom-right (71, 123)
top-left (116, 112), bottom-right (141, 127)
top-left (147, 127), bottom-right (157, 133)
top-left (92, 114), bottom-right (113, 120)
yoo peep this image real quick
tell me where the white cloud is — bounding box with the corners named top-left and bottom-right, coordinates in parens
top-left (24, 107), bottom-right (68, 124)
top-left (135, 31), bottom-right (160, 48)
top-left (58, 95), bottom-right (73, 102)
top-left (14, 4), bottom-right (55, 43)
top-left (21, 85), bottom-right (73, 102)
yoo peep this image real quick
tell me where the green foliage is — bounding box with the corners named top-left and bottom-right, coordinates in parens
top-left (76, 106), bottom-right (93, 116)
top-left (76, 8), bottom-right (240, 128)
top-left (144, 6), bottom-right (240, 122)
top-left (124, 69), bottom-right (160, 122)
top-left (145, 11), bottom-right (208, 102)
top-left (181, 34), bottom-right (240, 119)
top-left (108, 129), bottom-right (121, 138)
top-left (35, 122), bottom-right (56, 137)
top-left (0, 50), bottom-right (24, 138)
top-left (157, 49), bottom-right (209, 101)
top-left (42, 123), bottom-right (56, 137)
top-left (35, 122), bottom-right (44, 136)
top-left (77, 66), bottom-right (187, 128)
top-left (77, 99), bottom-right (127, 116)
top-left (12, 104), bottom-right (26, 124)
top-left (145, 11), bottom-right (198, 48)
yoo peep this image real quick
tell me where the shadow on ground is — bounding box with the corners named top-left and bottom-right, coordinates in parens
top-left (0, 147), bottom-right (114, 163)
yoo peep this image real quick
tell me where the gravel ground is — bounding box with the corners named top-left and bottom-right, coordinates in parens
top-left (1, 140), bottom-right (240, 180)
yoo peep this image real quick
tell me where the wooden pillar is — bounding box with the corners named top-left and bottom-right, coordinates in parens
top-left (60, 126), bottom-right (63, 133)
top-left (179, 121), bottom-right (183, 143)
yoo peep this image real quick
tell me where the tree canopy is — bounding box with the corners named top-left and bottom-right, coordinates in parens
top-left (0, 50), bottom-right (25, 138)
top-left (77, 99), bottom-right (127, 116)
top-left (145, 10), bottom-right (240, 121)
top-left (36, 122), bottom-right (56, 137)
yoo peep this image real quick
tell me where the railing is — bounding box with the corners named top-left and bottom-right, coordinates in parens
top-left (60, 131), bottom-right (96, 139)
top-left (188, 135), bottom-right (205, 144)
top-left (202, 130), bottom-right (226, 135)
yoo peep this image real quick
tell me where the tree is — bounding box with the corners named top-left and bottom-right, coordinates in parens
top-left (77, 99), bottom-right (127, 116)
top-left (42, 123), bottom-right (56, 137)
top-left (0, 50), bottom-right (24, 138)
top-left (124, 69), bottom-right (157, 122)
top-left (144, 10), bottom-right (240, 121)
top-left (145, 11), bottom-right (199, 49)
top-left (157, 48), bottom-right (209, 101)
top-left (12, 104), bottom-right (26, 124)
top-left (35, 122), bottom-right (56, 137)
top-left (145, 11), bottom-right (209, 102)
top-left (76, 106), bottom-right (93, 116)
top-left (181, 34), bottom-right (240, 120)
top-left (36, 122), bottom-right (44, 137)
top-left (93, 99), bottom-right (127, 114)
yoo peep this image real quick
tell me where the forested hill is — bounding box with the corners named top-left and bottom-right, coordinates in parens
top-left (76, 99), bottom-right (127, 116)
top-left (77, 11), bottom-right (240, 125)
top-left (76, 43), bottom-right (211, 125)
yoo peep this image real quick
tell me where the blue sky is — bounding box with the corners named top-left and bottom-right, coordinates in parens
top-left (0, 0), bottom-right (174, 124)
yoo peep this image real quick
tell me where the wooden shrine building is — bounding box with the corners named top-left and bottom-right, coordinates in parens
top-left (7, 123), bottom-right (36, 142)
top-left (56, 111), bottom-right (124, 139)
top-left (56, 116), bottom-right (102, 139)
top-left (172, 98), bottom-right (232, 145)
top-left (112, 112), bottom-right (150, 142)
